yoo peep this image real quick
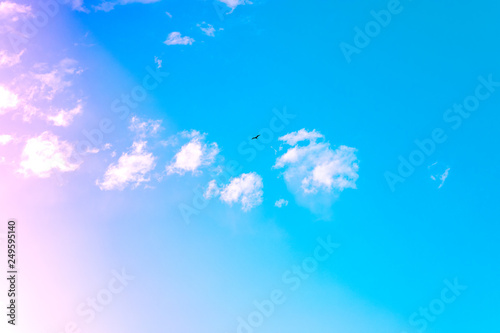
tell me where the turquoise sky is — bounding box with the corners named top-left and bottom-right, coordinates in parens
top-left (0, 0), bottom-right (499, 332)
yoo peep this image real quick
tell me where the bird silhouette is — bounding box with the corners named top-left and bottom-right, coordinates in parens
top-left (251, 135), bottom-right (260, 140)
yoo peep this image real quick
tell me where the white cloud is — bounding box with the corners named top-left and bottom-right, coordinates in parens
top-left (0, 85), bottom-right (18, 114)
top-left (275, 199), bottom-right (288, 208)
top-left (164, 32), bottom-right (194, 46)
top-left (47, 103), bottom-right (83, 127)
top-left (0, 49), bottom-right (23, 67)
top-left (210, 172), bottom-right (263, 211)
top-left (32, 58), bottom-right (83, 100)
top-left (274, 129), bottom-right (359, 195)
top-left (93, 0), bottom-right (159, 11)
top-left (0, 134), bottom-right (13, 145)
top-left (93, 1), bottom-right (115, 11)
top-left (197, 22), bottom-right (216, 37)
top-left (204, 179), bottom-right (220, 199)
top-left (70, 0), bottom-right (89, 12)
top-left (19, 131), bottom-right (80, 178)
top-left (0, 1), bottom-right (31, 19)
top-left (279, 128), bottom-right (324, 146)
top-left (167, 130), bottom-right (219, 175)
top-left (217, 0), bottom-right (252, 11)
top-left (97, 141), bottom-right (156, 190)
top-left (154, 56), bottom-right (162, 69)
top-left (129, 116), bottom-right (162, 138)
top-left (165, 11), bottom-right (172, 18)
top-left (437, 168), bottom-right (450, 189)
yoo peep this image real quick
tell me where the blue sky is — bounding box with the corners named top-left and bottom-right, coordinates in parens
top-left (0, 0), bottom-right (499, 332)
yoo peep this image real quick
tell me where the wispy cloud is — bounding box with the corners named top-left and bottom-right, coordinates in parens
top-left (97, 141), bottom-right (156, 190)
top-left (0, 49), bottom-right (24, 67)
top-left (206, 172), bottom-right (263, 212)
top-left (197, 22), bottom-right (216, 37)
top-left (18, 131), bottom-right (81, 178)
top-left (93, 0), bottom-right (160, 12)
top-left (164, 32), bottom-right (194, 46)
top-left (47, 102), bottom-right (83, 127)
top-left (275, 198), bottom-right (288, 208)
top-left (154, 56), bottom-right (162, 69)
top-left (217, 0), bottom-right (252, 11)
top-left (129, 116), bottom-right (162, 138)
top-left (0, 1), bottom-right (32, 19)
top-left (166, 130), bottom-right (219, 175)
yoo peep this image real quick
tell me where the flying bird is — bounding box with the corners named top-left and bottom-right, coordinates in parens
top-left (251, 135), bottom-right (260, 140)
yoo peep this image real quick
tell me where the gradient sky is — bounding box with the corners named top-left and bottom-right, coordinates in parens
top-left (1, 0), bottom-right (499, 332)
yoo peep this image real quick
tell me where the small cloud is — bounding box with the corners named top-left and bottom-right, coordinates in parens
top-left (165, 11), bottom-right (172, 18)
top-left (166, 130), bottom-right (219, 175)
top-left (217, 0), bottom-right (252, 12)
top-left (18, 131), bottom-right (81, 178)
top-left (275, 199), bottom-right (288, 208)
top-left (197, 22), bottom-right (216, 37)
top-left (93, 1), bottom-right (116, 11)
top-left (429, 163), bottom-right (450, 189)
top-left (70, 0), bottom-right (89, 12)
top-left (129, 116), bottom-right (162, 138)
top-left (164, 32), bottom-right (194, 46)
top-left (0, 49), bottom-right (24, 67)
top-left (437, 168), bottom-right (450, 189)
top-left (0, 86), bottom-right (18, 114)
top-left (47, 102), bottom-right (83, 127)
top-left (93, 0), bottom-right (160, 11)
top-left (207, 172), bottom-right (263, 211)
top-left (0, 134), bottom-right (13, 145)
top-left (154, 56), bottom-right (162, 69)
top-left (96, 141), bottom-right (156, 190)
top-left (204, 179), bottom-right (220, 199)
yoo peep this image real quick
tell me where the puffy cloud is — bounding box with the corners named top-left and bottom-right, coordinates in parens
top-left (47, 103), bottom-right (83, 127)
top-left (164, 32), bottom-right (194, 46)
top-left (274, 199), bottom-right (288, 208)
top-left (19, 131), bottom-right (80, 178)
top-left (0, 134), bottom-right (12, 145)
top-left (0, 85), bottom-right (18, 114)
top-left (167, 130), bottom-right (219, 175)
top-left (0, 49), bottom-right (23, 67)
top-left (197, 22), bottom-right (216, 37)
top-left (97, 141), bottom-right (156, 190)
top-left (207, 172), bottom-right (263, 211)
top-left (274, 129), bottom-right (359, 195)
